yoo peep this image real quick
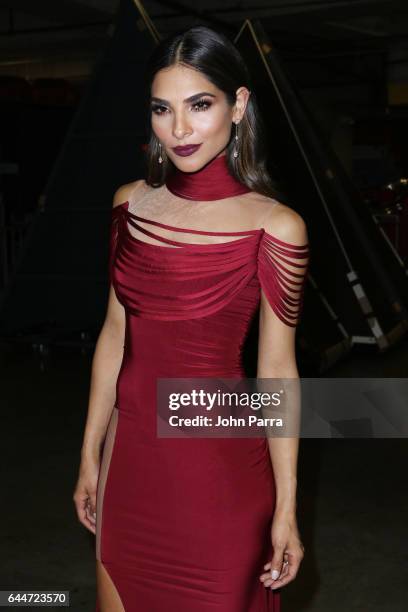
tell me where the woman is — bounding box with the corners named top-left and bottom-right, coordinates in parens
top-left (73, 25), bottom-right (309, 612)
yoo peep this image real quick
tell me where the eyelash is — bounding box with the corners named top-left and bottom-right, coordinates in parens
top-left (151, 99), bottom-right (212, 115)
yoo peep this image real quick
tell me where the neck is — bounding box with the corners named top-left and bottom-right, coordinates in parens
top-left (165, 153), bottom-right (251, 201)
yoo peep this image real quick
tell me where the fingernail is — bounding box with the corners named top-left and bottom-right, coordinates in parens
top-left (271, 569), bottom-right (279, 580)
top-left (93, 512), bottom-right (96, 517)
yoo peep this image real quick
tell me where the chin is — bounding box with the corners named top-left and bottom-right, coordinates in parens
top-left (172, 156), bottom-right (208, 172)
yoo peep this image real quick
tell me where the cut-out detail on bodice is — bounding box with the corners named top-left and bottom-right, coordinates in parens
top-left (109, 200), bottom-right (310, 326)
top-left (124, 202), bottom-right (261, 249)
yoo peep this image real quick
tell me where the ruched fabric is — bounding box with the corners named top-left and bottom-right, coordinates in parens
top-left (109, 202), bottom-right (309, 325)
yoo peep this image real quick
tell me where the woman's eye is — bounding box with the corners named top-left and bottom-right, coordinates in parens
top-left (151, 100), bottom-right (211, 115)
top-left (192, 100), bottom-right (211, 111)
top-left (151, 105), bottom-right (168, 115)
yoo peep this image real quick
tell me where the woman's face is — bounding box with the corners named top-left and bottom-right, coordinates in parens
top-left (150, 64), bottom-right (249, 171)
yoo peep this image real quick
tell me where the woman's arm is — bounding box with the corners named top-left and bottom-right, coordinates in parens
top-left (80, 283), bottom-right (125, 462)
top-left (80, 182), bottom-right (138, 460)
top-left (73, 182), bottom-right (136, 533)
top-left (256, 205), bottom-right (309, 590)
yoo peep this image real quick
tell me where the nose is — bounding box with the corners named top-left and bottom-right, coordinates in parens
top-left (172, 112), bottom-right (192, 140)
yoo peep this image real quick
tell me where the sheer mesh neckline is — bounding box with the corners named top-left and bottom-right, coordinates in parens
top-left (117, 201), bottom-right (263, 250)
top-left (122, 201), bottom-right (261, 236)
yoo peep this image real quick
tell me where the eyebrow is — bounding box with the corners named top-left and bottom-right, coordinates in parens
top-left (150, 92), bottom-right (216, 105)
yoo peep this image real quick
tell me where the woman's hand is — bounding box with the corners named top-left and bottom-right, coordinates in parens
top-left (73, 456), bottom-right (100, 535)
top-left (259, 509), bottom-right (305, 590)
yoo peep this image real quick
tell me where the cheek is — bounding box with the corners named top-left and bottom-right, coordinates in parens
top-left (151, 116), bottom-right (168, 140)
top-left (196, 109), bottom-right (231, 137)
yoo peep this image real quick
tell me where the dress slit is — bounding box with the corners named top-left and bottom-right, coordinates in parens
top-left (95, 407), bottom-right (126, 611)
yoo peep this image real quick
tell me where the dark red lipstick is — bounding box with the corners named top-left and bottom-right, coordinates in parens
top-left (172, 143), bottom-right (202, 157)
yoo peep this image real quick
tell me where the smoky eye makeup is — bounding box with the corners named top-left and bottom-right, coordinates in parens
top-left (191, 98), bottom-right (212, 111)
top-left (150, 98), bottom-right (213, 115)
top-left (150, 103), bottom-right (168, 115)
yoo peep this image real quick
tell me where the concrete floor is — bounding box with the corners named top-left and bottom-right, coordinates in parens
top-left (0, 336), bottom-right (407, 611)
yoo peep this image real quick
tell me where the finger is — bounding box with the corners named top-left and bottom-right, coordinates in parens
top-left (260, 548), bottom-right (291, 583)
top-left (270, 575), bottom-right (292, 589)
top-left (262, 562), bottom-right (289, 587)
top-left (85, 495), bottom-right (97, 521)
top-left (260, 570), bottom-right (273, 583)
top-left (259, 563), bottom-right (287, 579)
top-left (269, 545), bottom-right (285, 582)
top-left (261, 548), bottom-right (291, 585)
top-left (85, 504), bottom-right (96, 525)
top-left (73, 495), bottom-right (88, 521)
top-left (80, 491), bottom-right (94, 512)
top-left (278, 560), bottom-right (290, 580)
top-left (270, 560), bottom-right (301, 590)
top-left (81, 509), bottom-right (97, 535)
top-left (89, 493), bottom-right (97, 515)
top-left (74, 497), bottom-right (96, 534)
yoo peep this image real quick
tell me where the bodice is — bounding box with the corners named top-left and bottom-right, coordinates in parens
top-left (109, 199), bottom-right (309, 327)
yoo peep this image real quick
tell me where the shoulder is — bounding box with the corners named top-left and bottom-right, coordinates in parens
top-left (258, 198), bottom-right (308, 246)
top-left (112, 179), bottom-right (145, 208)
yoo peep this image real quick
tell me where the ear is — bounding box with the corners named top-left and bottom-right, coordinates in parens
top-left (232, 87), bottom-right (251, 122)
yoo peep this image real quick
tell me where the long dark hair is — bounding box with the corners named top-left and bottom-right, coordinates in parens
top-left (143, 25), bottom-right (283, 201)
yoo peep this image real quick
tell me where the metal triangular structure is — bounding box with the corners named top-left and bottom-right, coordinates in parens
top-left (234, 19), bottom-right (408, 365)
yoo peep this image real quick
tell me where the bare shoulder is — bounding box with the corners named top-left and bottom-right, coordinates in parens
top-left (112, 179), bottom-right (145, 208)
top-left (255, 196), bottom-right (308, 245)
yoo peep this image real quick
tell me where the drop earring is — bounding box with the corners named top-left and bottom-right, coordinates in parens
top-left (233, 122), bottom-right (239, 159)
top-left (158, 142), bottom-right (163, 164)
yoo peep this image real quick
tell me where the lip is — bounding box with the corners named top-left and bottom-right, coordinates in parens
top-left (172, 143), bottom-right (202, 157)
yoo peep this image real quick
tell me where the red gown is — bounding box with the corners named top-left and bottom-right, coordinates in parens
top-left (95, 154), bottom-right (309, 611)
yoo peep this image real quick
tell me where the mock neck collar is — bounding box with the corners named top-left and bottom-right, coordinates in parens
top-left (165, 153), bottom-right (251, 201)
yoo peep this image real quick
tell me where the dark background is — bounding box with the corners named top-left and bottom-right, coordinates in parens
top-left (0, 1), bottom-right (407, 610)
